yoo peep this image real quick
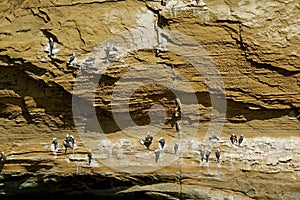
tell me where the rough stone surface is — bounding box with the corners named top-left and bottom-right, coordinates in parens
top-left (0, 0), bottom-right (299, 199)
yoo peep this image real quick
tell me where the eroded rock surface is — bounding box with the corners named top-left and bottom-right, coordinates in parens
top-left (0, 0), bottom-right (299, 199)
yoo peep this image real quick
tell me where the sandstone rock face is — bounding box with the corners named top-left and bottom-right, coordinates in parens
top-left (0, 0), bottom-right (299, 199)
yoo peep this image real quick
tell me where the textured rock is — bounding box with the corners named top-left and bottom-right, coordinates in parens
top-left (0, 0), bottom-right (299, 199)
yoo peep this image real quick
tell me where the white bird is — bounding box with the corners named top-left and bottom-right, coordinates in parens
top-left (175, 120), bottom-right (182, 138)
top-left (175, 98), bottom-right (182, 113)
top-left (45, 37), bottom-right (59, 58)
top-left (51, 138), bottom-right (59, 153)
top-left (104, 43), bottom-right (118, 62)
top-left (49, 37), bottom-right (54, 56)
top-left (68, 52), bottom-right (76, 66)
top-left (154, 150), bottom-right (160, 163)
top-left (63, 134), bottom-right (75, 154)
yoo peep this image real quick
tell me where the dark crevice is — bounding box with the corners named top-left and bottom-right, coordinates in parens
top-left (215, 19), bottom-right (242, 24)
top-left (0, 61), bottom-right (74, 128)
top-left (40, 29), bottom-right (63, 46)
top-left (238, 23), bottom-right (248, 51)
top-left (226, 99), bottom-right (291, 122)
top-left (0, 172), bottom-right (182, 199)
top-left (16, 29), bottom-right (31, 33)
top-left (5, 16), bottom-right (12, 23)
top-left (145, 4), bottom-right (172, 28)
top-left (246, 58), bottom-right (300, 76)
top-left (219, 21), bottom-right (299, 76)
top-left (75, 26), bottom-right (86, 45)
top-left (20, 97), bottom-right (34, 124)
top-left (0, 55), bottom-right (26, 65)
top-left (0, 32), bottom-right (12, 36)
top-left (157, 10), bottom-right (171, 28)
top-left (30, 8), bottom-right (50, 23)
top-left (24, 0), bottom-right (126, 10)
top-left (50, 57), bottom-right (66, 66)
top-left (37, 8), bottom-right (51, 22)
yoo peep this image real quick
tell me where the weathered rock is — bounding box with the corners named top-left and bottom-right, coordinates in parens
top-left (278, 156), bottom-right (293, 163)
top-left (0, 0), bottom-right (299, 199)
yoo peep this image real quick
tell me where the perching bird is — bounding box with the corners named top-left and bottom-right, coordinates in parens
top-left (215, 148), bottom-right (220, 163)
top-left (238, 134), bottom-right (244, 146)
top-left (200, 146), bottom-right (205, 162)
top-left (175, 98), bottom-right (182, 115)
top-left (68, 52), bottom-right (76, 66)
top-left (205, 150), bottom-right (211, 163)
top-left (49, 37), bottom-right (54, 56)
top-left (45, 37), bottom-right (59, 58)
top-left (175, 120), bottom-right (182, 138)
top-left (140, 132), bottom-right (153, 149)
top-left (173, 98), bottom-right (182, 121)
top-left (174, 143), bottom-right (179, 155)
top-left (159, 138), bottom-right (166, 150)
top-left (0, 151), bottom-right (6, 173)
top-left (67, 134), bottom-right (75, 148)
top-left (63, 140), bottom-right (71, 154)
top-left (51, 137), bottom-right (59, 152)
top-left (104, 43), bottom-right (118, 62)
top-left (230, 134), bottom-right (237, 144)
top-left (154, 150), bottom-right (160, 163)
top-left (63, 134), bottom-right (75, 154)
top-left (87, 149), bottom-right (92, 166)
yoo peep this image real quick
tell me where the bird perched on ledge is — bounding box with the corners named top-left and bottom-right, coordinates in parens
top-left (45, 37), bottom-right (59, 58)
top-left (140, 132), bottom-right (153, 150)
top-left (174, 143), bottom-right (179, 155)
top-left (63, 134), bottom-right (76, 154)
top-left (0, 151), bottom-right (6, 173)
top-left (68, 52), bottom-right (76, 66)
top-left (238, 134), bottom-right (244, 146)
top-left (49, 37), bottom-right (54, 56)
top-left (154, 149), bottom-right (160, 163)
top-left (159, 138), bottom-right (166, 151)
top-left (215, 148), bottom-right (221, 163)
top-left (51, 137), bottom-right (59, 154)
top-left (230, 134), bottom-right (237, 145)
top-left (175, 120), bottom-right (182, 138)
top-left (87, 148), bottom-right (93, 166)
top-left (205, 149), bottom-right (211, 163)
top-left (200, 146), bottom-right (205, 163)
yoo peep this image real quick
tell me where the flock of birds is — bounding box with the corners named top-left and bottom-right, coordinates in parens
top-left (0, 105), bottom-right (245, 174)
top-left (52, 128), bottom-right (245, 167)
top-left (45, 37), bottom-right (77, 66)
top-left (0, 131), bottom-right (245, 174)
top-left (0, 18), bottom-right (246, 172)
top-left (44, 36), bottom-right (120, 68)
top-left (50, 134), bottom-right (93, 166)
top-left (140, 131), bottom-right (245, 165)
top-left (44, 1), bottom-right (208, 66)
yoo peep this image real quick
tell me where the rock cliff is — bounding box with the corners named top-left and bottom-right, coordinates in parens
top-left (0, 0), bottom-right (299, 199)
